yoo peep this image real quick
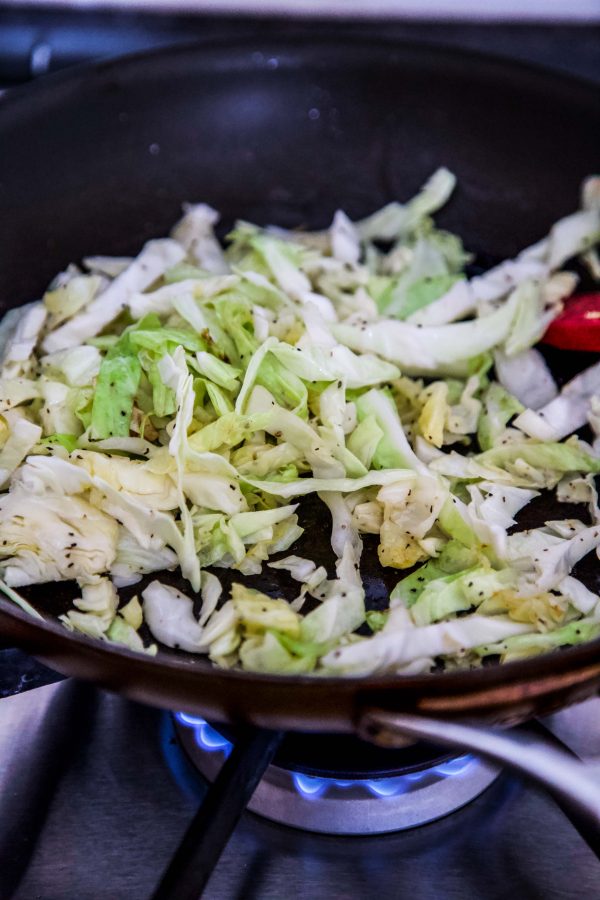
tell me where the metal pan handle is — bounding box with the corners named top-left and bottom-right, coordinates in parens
top-left (358, 708), bottom-right (600, 854)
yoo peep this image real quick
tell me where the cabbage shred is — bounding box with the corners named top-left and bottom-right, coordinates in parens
top-left (0, 170), bottom-right (599, 674)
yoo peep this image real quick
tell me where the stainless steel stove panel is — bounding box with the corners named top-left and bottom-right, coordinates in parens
top-left (0, 680), bottom-right (599, 900)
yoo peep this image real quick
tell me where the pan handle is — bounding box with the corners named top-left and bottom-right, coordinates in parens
top-left (358, 708), bottom-right (600, 854)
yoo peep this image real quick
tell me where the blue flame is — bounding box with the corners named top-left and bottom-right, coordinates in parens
top-left (435, 756), bottom-right (472, 776)
top-left (293, 773), bottom-right (328, 798)
top-left (176, 712), bottom-right (232, 758)
top-left (175, 712), bottom-right (473, 799)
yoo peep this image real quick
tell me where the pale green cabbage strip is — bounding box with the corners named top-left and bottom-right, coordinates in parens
top-left (0, 170), bottom-right (599, 673)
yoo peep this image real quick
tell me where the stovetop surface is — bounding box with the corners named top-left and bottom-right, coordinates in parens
top-left (0, 679), bottom-right (599, 900)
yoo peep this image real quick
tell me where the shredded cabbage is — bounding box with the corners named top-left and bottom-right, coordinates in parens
top-left (1, 171), bottom-right (598, 674)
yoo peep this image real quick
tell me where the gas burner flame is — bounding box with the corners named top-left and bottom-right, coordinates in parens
top-left (177, 712), bottom-right (232, 757)
top-left (175, 713), bottom-right (474, 800)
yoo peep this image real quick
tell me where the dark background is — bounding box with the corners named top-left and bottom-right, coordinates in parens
top-left (0, 6), bottom-right (599, 88)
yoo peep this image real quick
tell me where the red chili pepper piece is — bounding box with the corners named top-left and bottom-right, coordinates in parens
top-left (542, 293), bottom-right (600, 353)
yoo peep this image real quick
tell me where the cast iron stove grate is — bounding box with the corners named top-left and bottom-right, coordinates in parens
top-left (155, 715), bottom-right (500, 899)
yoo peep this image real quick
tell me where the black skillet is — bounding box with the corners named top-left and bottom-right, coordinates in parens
top-left (0, 38), bottom-right (599, 835)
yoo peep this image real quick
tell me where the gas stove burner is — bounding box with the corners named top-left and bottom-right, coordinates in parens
top-left (173, 713), bottom-right (501, 835)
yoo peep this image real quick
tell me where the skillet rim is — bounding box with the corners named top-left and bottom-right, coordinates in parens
top-left (2, 587), bottom-right (600, 697)
top-left (0, 31), bottom-right (598, 114)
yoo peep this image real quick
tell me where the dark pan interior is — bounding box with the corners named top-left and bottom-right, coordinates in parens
top-left (0, 38), bottom-right (599, 729)
top-left (2, 38), bottom-right (598, 303)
